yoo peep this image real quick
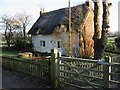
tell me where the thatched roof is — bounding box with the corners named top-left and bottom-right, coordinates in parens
top-left (28, 3), bottom-right (91, 35)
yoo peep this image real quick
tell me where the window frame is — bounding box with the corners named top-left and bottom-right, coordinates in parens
top-left (40, 40), bottom-right (46, 47)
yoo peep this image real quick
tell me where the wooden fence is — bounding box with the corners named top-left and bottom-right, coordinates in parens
top-left (2, 48), bottom-right (120, 89)
top-left (2, 56), bottom-right (51, 87)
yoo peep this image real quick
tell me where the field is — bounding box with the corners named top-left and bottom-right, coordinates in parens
top-left (107, 37), bottom-right (116, 43)
top-left (106, 36), bottom-right (120, 53)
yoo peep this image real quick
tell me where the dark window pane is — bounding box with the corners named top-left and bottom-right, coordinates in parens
top-left (58, 41), bottom-right (60, 48)
top-left (43, 41), bottom-right (45, 47)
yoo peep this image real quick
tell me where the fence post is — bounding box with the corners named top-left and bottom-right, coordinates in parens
top-left (103, 56), bottom-right (111, 88)
top-left (50, 48), bottom-right (59, 88)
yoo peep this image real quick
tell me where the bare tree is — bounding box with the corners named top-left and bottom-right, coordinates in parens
top-left (53, 24), bottom-right (93, 58)
top-left (53, 25), bottom-right (76, 57)
top-left (1, 15), bottom-right (17, 49)
top-left (15, 13), bottom-right (31, 51)
top-left (1, 13), bottom-right (31, 50)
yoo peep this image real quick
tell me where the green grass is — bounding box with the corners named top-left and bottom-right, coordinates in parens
top-left (0, 50), bottom-right (19, 56)
top-left (106, 37), bottom-right (120, 53)
top-left (107, 37), bottom-right (115, 44)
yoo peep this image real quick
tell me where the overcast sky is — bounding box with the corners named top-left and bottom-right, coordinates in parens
top-left (0, 0), bottom-right (119, 33)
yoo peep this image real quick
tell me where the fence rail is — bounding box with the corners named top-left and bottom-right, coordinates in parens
top-left (2, 48), bottom-right (120, 89)
top-left (57, 56), bottom-right (120, 88)
top-left (2, 56), bottom-right (51, 86)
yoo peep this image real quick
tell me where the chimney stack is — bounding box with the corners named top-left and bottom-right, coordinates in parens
top-left (40, 8), bottom-right (44, 16)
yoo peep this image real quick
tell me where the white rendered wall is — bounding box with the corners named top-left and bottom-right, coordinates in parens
top-left (32, 34), bottom-right (63, 53)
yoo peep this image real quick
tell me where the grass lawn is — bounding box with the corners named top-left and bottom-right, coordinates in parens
top-left (106, 36), bottom-right (120, 53)
top-left (107, 37), bottom-right (116, 44)
top-left (1, 50), bottom-right (19, 56)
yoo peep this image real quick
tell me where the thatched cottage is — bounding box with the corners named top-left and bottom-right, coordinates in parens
top-left (28, 1), bottom-right (94, 57)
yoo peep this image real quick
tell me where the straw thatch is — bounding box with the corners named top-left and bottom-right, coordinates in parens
top-left (28, 3), bottom-right (91, 35)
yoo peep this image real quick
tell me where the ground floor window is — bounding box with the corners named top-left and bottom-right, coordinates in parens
top-left (40, 41), bottom-right (45, 47)
top-left (58, 41), bottom-right (61, 48)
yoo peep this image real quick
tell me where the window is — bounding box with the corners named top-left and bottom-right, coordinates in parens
top-left (40, 41), bottom-right (45, 47)
top-left (58, 41), bottom-right (61, 48)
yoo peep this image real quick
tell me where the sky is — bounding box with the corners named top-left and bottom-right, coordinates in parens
top-left (0, 0), bottom-right (119, 33)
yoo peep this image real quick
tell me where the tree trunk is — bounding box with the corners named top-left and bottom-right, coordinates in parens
top-left (93, 0), bottom-right (101, 59)
top-left (83, 27), bottom-right (87, 58)
top-left (79, 30), bottom-right (82, 58)
top-left (68, 0), bottom-right (72, 57)
top-left (100, 0), bottom-right (110, 58)
top-left (23, 23), bottom-right (26, 51)
top-left (4, 26), bottom-right (11, 50)
top-left (4, 35), bottom-right (10, 49)
top-left (93, 0), bottom-right (111, 59)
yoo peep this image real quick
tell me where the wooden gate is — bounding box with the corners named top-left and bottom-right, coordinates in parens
top-left (51, 48), bottom-right (120, 89)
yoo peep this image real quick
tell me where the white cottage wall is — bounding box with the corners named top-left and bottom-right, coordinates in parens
top-left (32, 35), bottom-right (63, 53)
